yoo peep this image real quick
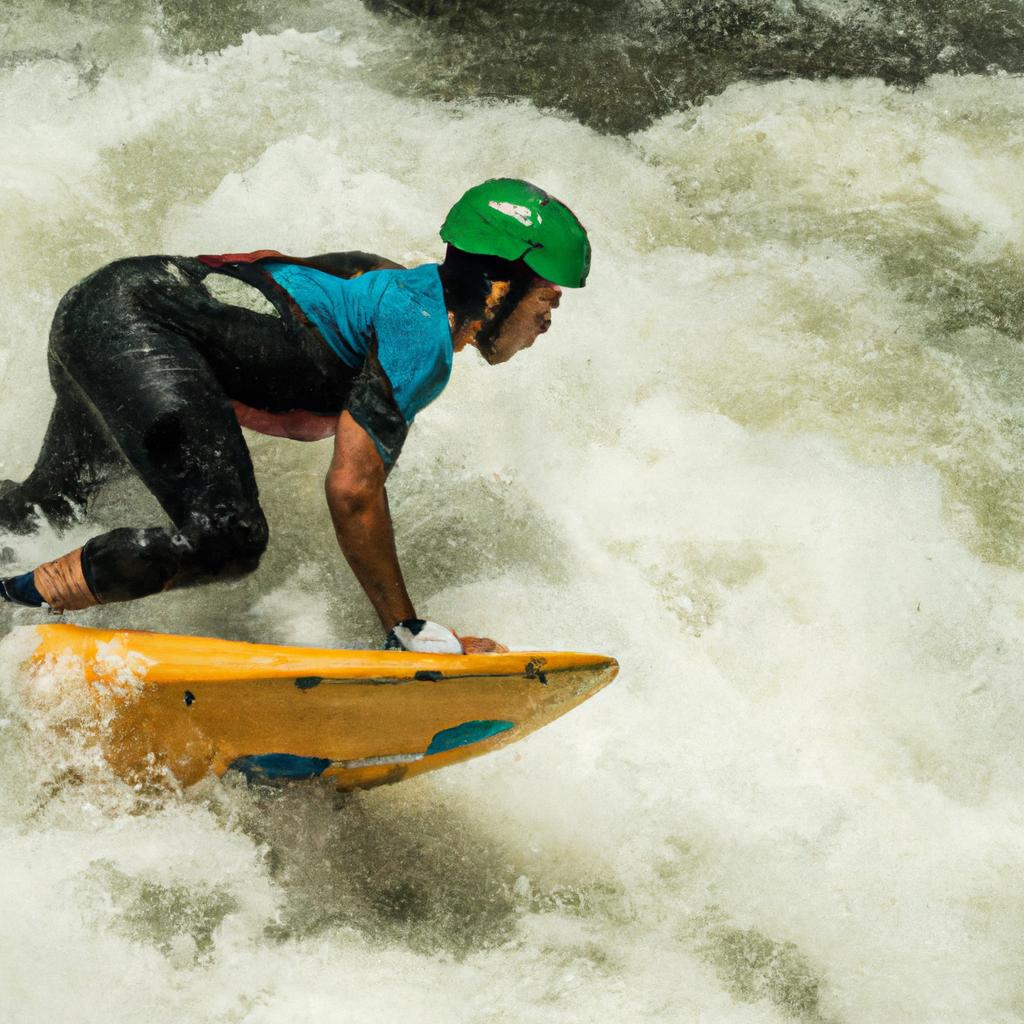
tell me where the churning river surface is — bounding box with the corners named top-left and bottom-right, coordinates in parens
top-left (3, 1), bottom-right (1024, 1021)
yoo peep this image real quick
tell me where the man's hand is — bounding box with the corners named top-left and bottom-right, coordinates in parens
top-left (457, 635), bottom-right (509, 654)
top-left (386, 619), bottom-right (461, 653)
top-left (385, 619), bottom-right (509, 654)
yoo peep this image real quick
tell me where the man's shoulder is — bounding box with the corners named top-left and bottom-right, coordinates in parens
top-left (373, 264), bottom-right (446, 325)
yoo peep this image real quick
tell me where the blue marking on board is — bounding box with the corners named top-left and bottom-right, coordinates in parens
top-left (230, 754), bottom-right (332, 780)
top-left (295, 676), bottom-right (322, 690)
top-left (426, 720), bottom-right (514, 756)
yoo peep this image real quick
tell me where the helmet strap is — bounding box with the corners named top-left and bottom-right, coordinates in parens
top-left (473, 277), bottom-right (530, 356)
top-left (440, 245), bottom-right (534, 353)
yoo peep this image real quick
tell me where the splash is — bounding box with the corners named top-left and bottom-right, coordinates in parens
top-left (2, 5), bottom-right (1024, 1023)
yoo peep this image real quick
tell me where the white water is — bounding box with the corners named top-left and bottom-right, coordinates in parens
top-left (2, 8), bottom-right (1024, 1023)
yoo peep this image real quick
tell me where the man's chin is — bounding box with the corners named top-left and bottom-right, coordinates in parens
top-left (476, 340), bottom-right (509, 365)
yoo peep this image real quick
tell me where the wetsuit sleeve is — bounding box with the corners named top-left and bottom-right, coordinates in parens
top-left (345, 333), bottom-right (409, 467)
top-left (345, 278), bottom-right (452, 467)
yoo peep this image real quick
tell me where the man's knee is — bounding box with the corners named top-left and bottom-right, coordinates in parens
top-left (81, 510), bottom-right (269, 603)
top-left (182, 508), bottom-right (270, 581)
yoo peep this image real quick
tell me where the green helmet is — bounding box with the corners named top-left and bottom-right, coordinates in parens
top-left (440, 178), bottom-right (591, 288)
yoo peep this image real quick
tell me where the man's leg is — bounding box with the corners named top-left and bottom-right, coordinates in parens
top-left (2, 257), bottom-right (271, 610)
top-left (0, 360), bottom-right (122, 534)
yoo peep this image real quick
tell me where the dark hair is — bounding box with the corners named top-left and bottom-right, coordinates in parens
top-left (439, 244), bottom-right (535, 347)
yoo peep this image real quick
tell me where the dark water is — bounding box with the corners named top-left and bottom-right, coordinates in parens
top-left (363, 0), bottom-right (1024, 131)
top-left (6, 0), bottom-right (1024, 131)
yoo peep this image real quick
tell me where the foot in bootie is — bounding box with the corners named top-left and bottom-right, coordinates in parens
top-left (0, 571), bottom-right (44, 607)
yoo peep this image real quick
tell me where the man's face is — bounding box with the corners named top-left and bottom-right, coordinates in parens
top-left (476, 277), bottom-right (563, 365)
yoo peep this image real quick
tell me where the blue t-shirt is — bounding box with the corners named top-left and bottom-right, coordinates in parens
top-left (263, 261), bottom-right (453, 463)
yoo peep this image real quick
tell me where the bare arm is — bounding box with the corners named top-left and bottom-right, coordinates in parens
top-left (325, 413), bottom-right (507, 652)
top-left (325, 411), bottom-right (415, 631)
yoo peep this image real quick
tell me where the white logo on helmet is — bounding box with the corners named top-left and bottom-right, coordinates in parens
top-left (488, 201), bottom-right (538, 227)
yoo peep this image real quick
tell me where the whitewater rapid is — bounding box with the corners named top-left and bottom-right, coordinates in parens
top-left (2, 4), bottom-right (1024, 1022)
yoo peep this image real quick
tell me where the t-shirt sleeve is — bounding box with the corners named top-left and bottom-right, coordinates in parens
top-left (345, 278), bottom-right (451, 466)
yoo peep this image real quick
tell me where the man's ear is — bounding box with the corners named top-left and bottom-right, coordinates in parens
top-left (483, 279), bottom-right (511, 317)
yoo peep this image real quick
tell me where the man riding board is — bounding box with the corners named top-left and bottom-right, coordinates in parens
top-left (0, 179), bottom-right (591, 654)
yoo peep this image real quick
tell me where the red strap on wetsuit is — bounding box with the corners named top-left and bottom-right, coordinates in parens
top-left (196, 250), bottom-right (286, 269)
top-left (231, 401), bottom-right (338, 442)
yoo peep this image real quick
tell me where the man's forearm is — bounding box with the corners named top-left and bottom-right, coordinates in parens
top-left (327, 480), bottom-right (415, 630)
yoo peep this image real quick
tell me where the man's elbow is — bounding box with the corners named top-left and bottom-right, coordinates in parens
top-left (325, 470), bottom-right (384, 516)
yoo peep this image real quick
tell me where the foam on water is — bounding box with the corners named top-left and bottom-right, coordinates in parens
top-left (2, 11), bottom-right (1024, 1024)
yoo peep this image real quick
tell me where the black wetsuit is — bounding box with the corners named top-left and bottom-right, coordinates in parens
top-left (0, 253), bottom-right (389, 603)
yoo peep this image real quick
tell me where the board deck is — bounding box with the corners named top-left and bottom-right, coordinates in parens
top-left (26, 623), bottom-right (617, 790)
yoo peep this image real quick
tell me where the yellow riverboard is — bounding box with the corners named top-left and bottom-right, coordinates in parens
top-left (26, 623), bottom-right (617, 790)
